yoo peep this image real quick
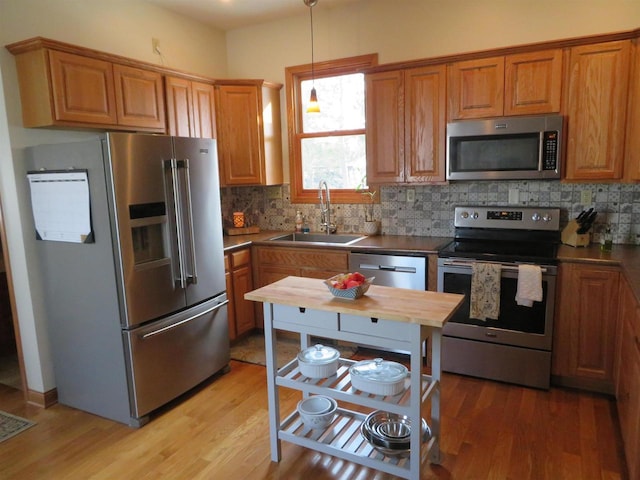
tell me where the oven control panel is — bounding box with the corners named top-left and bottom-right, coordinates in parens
top-left (455, 206), bottom-right (560, 231)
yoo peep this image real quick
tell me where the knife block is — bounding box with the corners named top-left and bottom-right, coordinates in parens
top-left (561, 220), bottom-right (591, 247)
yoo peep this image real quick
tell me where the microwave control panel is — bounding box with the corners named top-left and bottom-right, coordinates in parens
top-left (542, 131), bottom-right (559, 170)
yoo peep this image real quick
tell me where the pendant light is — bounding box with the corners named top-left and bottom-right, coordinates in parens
top-left (304, 0), bottom-right (320, 113)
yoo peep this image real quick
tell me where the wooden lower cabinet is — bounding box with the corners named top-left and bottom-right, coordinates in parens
top-left (552, 262), bottom-right (620, 393)
top-left (616, 277), bottom-right (640, 480)
top-left (225, 248), bottom-right (255, 341)
top-left (252, 246), bottom-right (349, 328)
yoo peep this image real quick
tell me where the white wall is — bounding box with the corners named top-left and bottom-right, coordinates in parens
top-left (227, 0), bottom-right (640, 81)
top-left (0, 0), bottom-right (228, 393)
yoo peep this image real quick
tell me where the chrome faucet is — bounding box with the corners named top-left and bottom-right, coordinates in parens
top-left (318, 180), bottom-right (336, 234)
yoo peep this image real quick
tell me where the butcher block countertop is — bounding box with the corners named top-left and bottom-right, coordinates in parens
top-left (245, 276), bottom-right (464, 328)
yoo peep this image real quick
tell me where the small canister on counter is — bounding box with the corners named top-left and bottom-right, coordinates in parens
top-left (233, 211), bottom-right (245, 228)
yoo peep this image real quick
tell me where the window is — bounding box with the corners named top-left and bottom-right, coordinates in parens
top-left (285, 54), bottom-right (378, 203)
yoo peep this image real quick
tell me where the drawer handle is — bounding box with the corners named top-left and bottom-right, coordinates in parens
top-left (299, 307), bottom-right (306, 313)
top-left (370, 317), bottom-right (378, 323)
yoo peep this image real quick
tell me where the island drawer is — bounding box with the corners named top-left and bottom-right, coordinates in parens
top-left (339, 314), bottom-right (413, 341)
top-left (272, 304), bottom-right (338, 330)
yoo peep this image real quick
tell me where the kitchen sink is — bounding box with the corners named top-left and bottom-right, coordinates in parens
top-left (267, 232), bottom-right (366, 245)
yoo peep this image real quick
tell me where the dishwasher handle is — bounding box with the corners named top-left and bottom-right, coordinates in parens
top-left (359, 263), bottom-right (417, 274)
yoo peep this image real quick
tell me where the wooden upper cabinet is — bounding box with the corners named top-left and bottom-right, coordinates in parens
top-left (448, 50), bottom-right (563, 119)
top-left (448, 56), bottom-right (504, 119)
top-left (215, 81), bottom-right (283, 186)
top-left (49, 49), bottom-right (118, 126)
top-left (564, 40), bottom-right (631, 180)
top-left (165, 76), bottom-right (194, 137)
top-left (7, 38), bottom-right (166, 132)
top-left (504, 49), bottom-right (563, 115)
top-left (113, 64), bottom-right (165, 130)
top-left (405, 65), bottom-right (447, 182)
top-left (192, 81), bottom-right (217, 139)
top-left (165, 76), bottom-right (216, 138)
top-left (365, 70), bottom-right (404, 183)
top-left (366, 65), bottom-right (446, 184)
top-left (624, 39), bottom-right (640, 181)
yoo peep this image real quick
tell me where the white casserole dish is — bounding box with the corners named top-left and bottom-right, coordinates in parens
top-left (349, 358), bottom-right (408, 396)
top-left (297, 344), bottom-right (340, 378)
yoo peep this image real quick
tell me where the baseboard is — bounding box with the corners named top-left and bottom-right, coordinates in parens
top-left (26, 387), bottom-right (57, 408)
top-left (551, 374), bottom-right (614, 396)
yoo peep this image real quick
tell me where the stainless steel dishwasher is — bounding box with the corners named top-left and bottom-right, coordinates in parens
top-left (348, 252), bottom-right (426, 290)
top-left (348, 252), bottom-right (428, 357)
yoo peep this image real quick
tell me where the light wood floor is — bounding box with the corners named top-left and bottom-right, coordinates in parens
top-left (0, 360), bottom-right (627, 480)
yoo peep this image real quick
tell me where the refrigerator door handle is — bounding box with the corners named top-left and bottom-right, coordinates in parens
top-left (181, 158), bottom-right (198, 285)
top-left (169, 158), bottom-right (187, 289)
top-left (139, 299), bottom-right (229, 339)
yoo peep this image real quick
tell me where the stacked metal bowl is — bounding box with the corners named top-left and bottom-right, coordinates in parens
top-left (360, 410), bottom-right (431, 457)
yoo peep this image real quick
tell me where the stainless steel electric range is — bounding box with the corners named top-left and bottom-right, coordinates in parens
top-left (437, 205), bottom-right (560, 389)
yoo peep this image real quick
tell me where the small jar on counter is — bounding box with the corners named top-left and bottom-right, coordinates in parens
top-left (295, 211), bottom-right (303, 233)
top-left (601, 225), bottom-right (613, 252)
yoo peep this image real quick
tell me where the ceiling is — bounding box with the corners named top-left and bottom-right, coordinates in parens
top-left (147, 0), bottom-right (360, 31)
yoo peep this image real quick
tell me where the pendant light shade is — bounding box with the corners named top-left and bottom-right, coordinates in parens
top-left (307, 87), bottom-right (320, 113)
top-left (304, 0), bottom-right (320, 113)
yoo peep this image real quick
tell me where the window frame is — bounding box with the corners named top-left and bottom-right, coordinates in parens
top-left (285, 54), bottom-right (378, 204)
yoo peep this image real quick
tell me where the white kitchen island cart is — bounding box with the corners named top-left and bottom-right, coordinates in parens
top-left (245, 276), bottom-right (464, 480)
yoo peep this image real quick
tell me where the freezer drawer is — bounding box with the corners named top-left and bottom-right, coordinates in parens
top-left (124, 295), bottom-right (230, 421)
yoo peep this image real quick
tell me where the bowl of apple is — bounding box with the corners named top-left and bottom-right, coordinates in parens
top-left (324, 272), bottom-right (374, 300)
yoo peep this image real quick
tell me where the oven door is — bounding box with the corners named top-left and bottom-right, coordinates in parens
top-left (437, 258), bottom-right (556, 351)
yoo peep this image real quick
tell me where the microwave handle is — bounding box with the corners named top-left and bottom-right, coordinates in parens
top-left (538, 132), bottom-right (544, 172)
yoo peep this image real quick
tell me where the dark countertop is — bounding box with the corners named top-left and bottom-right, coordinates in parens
top-left (223, 230), bottom-right (451, 255)
top-left (224, 230), bottom-right (640, 303)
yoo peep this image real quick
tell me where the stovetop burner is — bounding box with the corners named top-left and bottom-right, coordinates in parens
top-left (439, 206), bottom-right (561, 265)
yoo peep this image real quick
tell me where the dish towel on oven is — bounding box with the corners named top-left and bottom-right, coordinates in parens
top-left (470, 262), bottom-right (501, 320)
top-left (515, 264), bottom-right (543, 307)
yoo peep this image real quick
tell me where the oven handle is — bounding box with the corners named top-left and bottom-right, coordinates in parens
top-left (440, 259), bottom-right (549, 273)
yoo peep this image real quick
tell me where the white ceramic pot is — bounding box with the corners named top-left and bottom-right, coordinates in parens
top-left (349, 358), bottom-right (408, 396)
top-left (297, 344), bottom-right (340, 378)
top-left (363, 220), bottom-right (379, 235)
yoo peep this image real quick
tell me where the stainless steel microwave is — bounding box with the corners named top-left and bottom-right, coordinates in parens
top-left (446, 114), bottom-right (563, 181)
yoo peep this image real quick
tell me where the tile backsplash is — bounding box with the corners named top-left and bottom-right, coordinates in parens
top-left (221, 181), bottom-right (640, 245)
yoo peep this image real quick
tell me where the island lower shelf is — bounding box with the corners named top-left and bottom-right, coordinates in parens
top-left (279, 404), bottom-right (437, 479)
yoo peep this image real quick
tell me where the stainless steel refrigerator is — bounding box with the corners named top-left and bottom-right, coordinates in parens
top-left (27, 133), bottom-right (229, 427)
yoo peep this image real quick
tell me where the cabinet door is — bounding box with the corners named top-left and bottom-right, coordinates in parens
top-left (165, 76), bottom-right (195, 137)
top-left (230, 249), bottom-right (255, 337)
top-left (553, 263), bottom-right (619, 392)
top-left (504, 49), bottom-right (563, 115)
top-left (616, 280), bottom-right (640, 480)
top-left (404, 65), bottom-right (446, 183)
top-left (113, 64), bottom-right (165, 131)
top-left (232, 264), bottom-right (255, 337)
top-left (191, 81), bottom-right (216, 139)
top-left (216, 84), bottom-right (263, 185)
top-left (448, 56), bottom-right (505, 119)
top-left (49, 50), bottom-right (117, 125)
top-left (564, 40), bottom-right (631, 180)
top-left (625, 39), bottom-right (640, 181)
top-left (365, 70), bottom-right (404, 183)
